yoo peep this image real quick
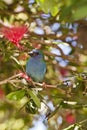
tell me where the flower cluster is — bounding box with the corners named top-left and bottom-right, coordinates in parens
top-left (1, 25), bottom-right (28, 49)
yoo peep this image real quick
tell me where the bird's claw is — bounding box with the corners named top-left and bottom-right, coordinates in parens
top-left (42, 82), bottom-right (47, 88)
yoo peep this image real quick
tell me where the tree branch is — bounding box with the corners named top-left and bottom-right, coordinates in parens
top-left (0, 73), bottom-right (65, 94)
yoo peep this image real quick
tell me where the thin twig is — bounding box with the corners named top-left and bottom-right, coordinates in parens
top-left (0, 73), bottom-right (21, 85)
top-left (0, 73), bottom-right (65, 94)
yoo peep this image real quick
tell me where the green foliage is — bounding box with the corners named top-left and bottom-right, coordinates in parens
top-left (7, 90), bottom-right (25, 101)
top-left (25, 99), bottom-right (38, 114)
top-left (28, 90), bottom-right (40, 108)
top-left (36, 0), bottom-right (87, 21)
top-left (63, 124), bottom-right (82, 130)
top-left (73, 5), bottom-right (87, 20)
top-left (36, 0), bottom-right (59, 16)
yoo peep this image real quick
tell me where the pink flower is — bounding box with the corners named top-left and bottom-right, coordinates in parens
top-left (1, 25), bottom-right (28, 49)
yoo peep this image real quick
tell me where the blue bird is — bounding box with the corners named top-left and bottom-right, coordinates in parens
top-left (26, 49), bottom-right (46, 82)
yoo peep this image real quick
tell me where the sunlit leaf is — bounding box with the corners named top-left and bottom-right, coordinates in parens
top-left (7, 90), bottom-right (25, 101)
top-left (28, 90), bottom-right (40, 108)
top-left (51, 6), bottom-right (59, 16)
top-left (63, 124), bottom-right (81, 130)
top-left (36, 0), bottom-right (59, 16)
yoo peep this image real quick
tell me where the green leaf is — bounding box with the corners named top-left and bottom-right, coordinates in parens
top-left (25, 99), bottom-right (38, 114)
top-left (7, 90), bottom-right (25, 101)
top-left (51, 6), bottom-right (59, 16)
top-left (60, 6), bottom-right (72, 21)
top-left (73, 5), bottom-right (87, 20)
top-left (63, 124), bottom-right (81, 130)
top-left (28, 90), bottom-right (40, 108)
top-left (36, 0), bottom-right (59, 16)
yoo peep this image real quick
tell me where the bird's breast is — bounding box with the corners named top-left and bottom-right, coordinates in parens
top-left (26, 58), bottom-right (46, 82)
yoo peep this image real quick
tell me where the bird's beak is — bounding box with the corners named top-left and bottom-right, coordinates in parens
top-left (28, 51), bottom-right (33, 57)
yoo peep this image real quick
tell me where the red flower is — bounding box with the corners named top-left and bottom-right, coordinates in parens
top-left (1, 25), bottom-right (28, 49)
top-left (59, 68), bottom-right (68, 77)
top-left (65, 112), bottom-right (76, 124)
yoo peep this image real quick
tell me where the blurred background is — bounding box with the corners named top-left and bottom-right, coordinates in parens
top-left (0, 0), bottom-right (87, 130)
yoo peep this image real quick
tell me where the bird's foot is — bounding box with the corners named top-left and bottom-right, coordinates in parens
top-left (19, 72), bottom-right (31, 81)
top-left (42, 82), bottom-right (47, 88)
top-left (29, 79), bottom-right (36, 88)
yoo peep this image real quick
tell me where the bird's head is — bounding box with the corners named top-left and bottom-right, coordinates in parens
top-left (28, 49), bottom-right (44, 59)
